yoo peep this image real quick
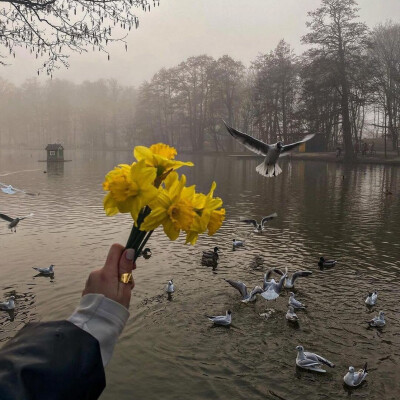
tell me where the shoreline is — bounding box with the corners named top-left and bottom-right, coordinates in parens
top-left (226, 151), bottom-right (400, 166)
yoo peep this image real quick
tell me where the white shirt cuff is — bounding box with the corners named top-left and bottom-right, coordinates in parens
top-left (67, 293), bottom-right (130, 366)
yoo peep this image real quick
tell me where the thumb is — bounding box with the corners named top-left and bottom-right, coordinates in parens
top-left (118, 249), bottom-right (136, 307)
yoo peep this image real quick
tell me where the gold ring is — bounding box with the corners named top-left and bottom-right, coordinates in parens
top-left (120, 272), bottom-right (133, 284)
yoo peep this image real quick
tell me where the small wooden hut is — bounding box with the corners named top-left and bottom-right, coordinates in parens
top-left (45, 144), bottom-right (64, 162)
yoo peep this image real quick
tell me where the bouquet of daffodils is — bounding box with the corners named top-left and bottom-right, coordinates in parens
top-left (102, 143), bottom-right (225, 260)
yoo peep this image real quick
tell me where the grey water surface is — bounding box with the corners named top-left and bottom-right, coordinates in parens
top-left (1, 150), bottom-right (399, 400)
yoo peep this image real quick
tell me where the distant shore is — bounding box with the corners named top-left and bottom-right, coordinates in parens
top-left (227, 151), bottom-right (400, 166)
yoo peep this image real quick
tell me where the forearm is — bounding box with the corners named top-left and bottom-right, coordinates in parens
top-left (68, 293), bottom-right (130, 366)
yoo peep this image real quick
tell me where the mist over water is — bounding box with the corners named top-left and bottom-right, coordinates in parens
top-left (1, 150), bottom-right (399, 399)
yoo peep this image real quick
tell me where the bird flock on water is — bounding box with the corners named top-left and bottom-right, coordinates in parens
top-left (1, 127), bottom-right (388, 390)
top-left (162, 123), bottom-right (386, 387)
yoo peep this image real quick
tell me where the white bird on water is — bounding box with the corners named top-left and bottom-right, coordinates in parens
top-left (207, 310), bottom-right (232, 326)
top-left (166, 280), bottom-right (174, 293)
top-left (286, 306), bottom-right (299, 322)
top-left (224, 279), bottom-right (263, 303)
top-left (369, 311), bottom-right (385, 328)
top-left (223, 120), bottom-right (315, 177)
top-left (288, 292), bottom-right (306, 309)
top-left (365, 291), bottom-right (377, 306)
top-left (33, 264), bottom-right (55, 275)
top-left (0, 213), bottom-right (34, 232)
top-left (232, 239), bottom-right (244, 250)
top-left (343, 363), bottom-right (368, 387)
top-left (240, 213), bottom-right (278, 232)
top-left (0, 296), bottom-right (15, 311)
top-left (295, 345), bottom-right (335, 373)
top-left (275, 268), bottom-right (313, 289)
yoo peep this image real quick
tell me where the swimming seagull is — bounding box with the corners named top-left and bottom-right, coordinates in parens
top-left (295, 345), bottom-right (335, 373)
top-left (275, 268), bottom-right (312, 289)
top-left (232, 239), bottom-right (244, 250)
top-left (224, 279), bottom-right (263, 303)
top-left (286, 306), bottom-right (299, 322)
top-left (33, 264), bottom-right (55, 275)
top-left (0, 296), bottom-right (15, 311)
top-left (223, 120), bottom-right (315, 177)
top-left (288, 292), bottom-right (306, 309)
top-left (343, 363), bottom-right (368, 387)
top-left (365, 291), bottom-right (377, 306)
top-left (0, 213), bottom-right (34, 232)
top-left (166, 280), bottom-right (174, 293)
top-left (207, 310), bottom-right (232, 326)
top-left (261, 269), bottom-right (287, 300)
top-left (240, 213), bottom-right (278, 232)
top-left (369, 311), bottom-right (385, 328)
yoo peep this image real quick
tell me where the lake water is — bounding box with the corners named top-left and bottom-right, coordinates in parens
top-left (1, 149), bottom-right (399, 399)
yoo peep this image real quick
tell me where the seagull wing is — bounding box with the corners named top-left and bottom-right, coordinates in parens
top-left (223, 120), bottom-right (270, 156)
top-left (240, 218), bottom-right (258, 228)
top-left (276, 272), bottom-right (288, 292)
top-left (261, 213), bottom-right (278, 226)
top-left (225, 279), bottom-right (248, 298)
top-left (281, 134), bottom-right (316, 154)
top-left (291, 270), bottom-right (313, 284)
top-left (311, 352), bottom-right (335, 368)
top-left (19, 213), bottom-right (34, 220)
top-left (0, 213), bottom-right (14, 222)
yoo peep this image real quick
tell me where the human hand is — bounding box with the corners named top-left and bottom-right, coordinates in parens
top-left (82, 244), bottom-right (136, 308)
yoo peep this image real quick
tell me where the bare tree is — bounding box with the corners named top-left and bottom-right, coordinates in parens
top-left (302, 0), bottom-right (369, 160)
top-left (0, 0), bottom-right (159, 74)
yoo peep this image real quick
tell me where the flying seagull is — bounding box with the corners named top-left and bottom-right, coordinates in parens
top-left (32, 265), bottom-right (55, 276)
top-left (240, 213), bottom-right (278, 232)
top-left (261, 269), bottom-right (287, 300)
top-left (263, 268), bottom-right (284, 291)
top-left (275, 268), bottom-right (312, 289)
top-left (343, 363), bottom-right (368, 387)
top-left (223, 120), bottom-right (315, 177)
top-left (0, 182), bottom-right (38, 196)
top-left (295, 345), bottom-right (335, 373)
top-left (0, 213), bottom-right (34, 232)
top-left (207, 310), bottom-right (232, 326)
top-left (224, 279), bottom-right (263, 303)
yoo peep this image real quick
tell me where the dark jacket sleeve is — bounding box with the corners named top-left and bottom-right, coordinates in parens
top-left (0, 320), bottom-right (106, 400)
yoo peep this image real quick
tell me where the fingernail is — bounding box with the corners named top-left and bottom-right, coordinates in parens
top-left (126, 248), bottom-right (135, 261)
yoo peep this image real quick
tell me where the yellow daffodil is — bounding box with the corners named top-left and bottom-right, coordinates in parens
top-left (134, 143), bottom-right (194, 177)
top-left (141, 174), bottom-right (196, 240)
top-left (208, 208), bottom-right (226, 235)
top-left (103, 160), bottom-right (159, 222)
top-left (184, 182), bottom-right (224, 244)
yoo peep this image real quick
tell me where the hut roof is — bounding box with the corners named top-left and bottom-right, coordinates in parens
top-left (46, 144), bottom-right (64, 151)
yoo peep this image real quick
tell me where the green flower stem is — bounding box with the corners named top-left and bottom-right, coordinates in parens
top-left (125, 206), bottom-right (153, 260)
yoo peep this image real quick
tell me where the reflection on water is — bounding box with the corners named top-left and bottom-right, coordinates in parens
top-left (1, 149), bottom-right (400, 399)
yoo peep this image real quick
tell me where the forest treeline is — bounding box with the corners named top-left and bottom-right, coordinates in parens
top-left (0, 1), bottom-right (399, 159)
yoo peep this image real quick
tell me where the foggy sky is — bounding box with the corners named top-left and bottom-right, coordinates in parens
top-left (1, 0), bottom-right (400, 87)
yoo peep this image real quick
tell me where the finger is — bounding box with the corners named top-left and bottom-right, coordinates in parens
top-left (118, 248), bottom-right (135, 305)
top-left (119, 248), bottom-right (135, 275)
top-left (102, 243), bottom-right (124, 276)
